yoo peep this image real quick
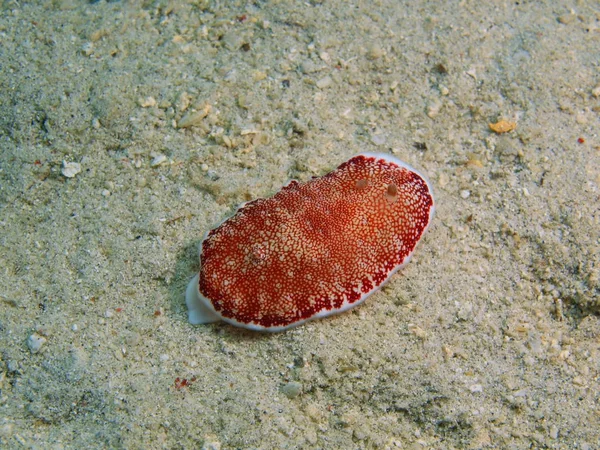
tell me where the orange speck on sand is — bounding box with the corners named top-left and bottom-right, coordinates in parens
top-left (489, 119), bottom-right (517, 134)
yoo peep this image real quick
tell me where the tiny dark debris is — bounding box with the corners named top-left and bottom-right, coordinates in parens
top-left (433, 63), bottom-right (448, 74)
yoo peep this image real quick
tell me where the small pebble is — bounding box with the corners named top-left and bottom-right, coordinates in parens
top-left (469, 384), bottom-right (483, 393)
top-left (575, 113), bottom-right (587, 124)
top-left (460, 190), bottom-right (471, 199)
top-left (438, 172), bottom-right (449, 188)
top-left (202, 440), bottom-right (222, 450)
top-left (221, 30), bottom-right (244, 50)
top-left (371, 133), bottom-right (386, 146)
top-left (316, 76), bottom-right (332, 89)
top-left (427, 99), bottom-right (443, 118)
top-left (81, 42), bottom-right (94, 56)
top-left (139, 96), bottom-right (157, 108)
top-left (281, 381), bottom-right (302, 398)
top-left (354, 429), bottom-right (367, 440)
top-left (27, 334), bottom-right (47, 354)
top-left (62, 161), bottom-right (82, 178)
top-left (177, 92), bottom-right (192, 112)
top-left (557, 13), bottom-right (575, 24)
top-left (178, 106), bottom-right (210, 128)
top-left (300, 60), bottom-right (320, 74)
top-left (253, 71), bottom-right (267, 82)
top-left (366, 44), bottom-right (384, 60)
top-left (151, 154), bottom-right (168, 167)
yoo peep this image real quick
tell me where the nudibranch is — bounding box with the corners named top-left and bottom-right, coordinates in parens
top-left (186, 153), bottom-right (435, 331)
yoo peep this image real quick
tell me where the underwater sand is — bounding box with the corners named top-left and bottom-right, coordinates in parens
top-left (0, 0), bottom-right (599, 448)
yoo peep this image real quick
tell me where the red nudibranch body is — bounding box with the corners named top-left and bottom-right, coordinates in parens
top-left (186, 153), bottom-right (435, 331)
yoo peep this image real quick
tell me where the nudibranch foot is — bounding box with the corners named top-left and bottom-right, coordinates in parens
top-left (186, 274), bottom-right (221, 325)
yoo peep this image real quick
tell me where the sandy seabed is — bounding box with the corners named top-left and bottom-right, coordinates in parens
top-left (0, 0), bottom-right (599, 448)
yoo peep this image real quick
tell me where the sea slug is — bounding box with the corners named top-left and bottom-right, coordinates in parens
top-left (186, 153), bottom-right (435, 331)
